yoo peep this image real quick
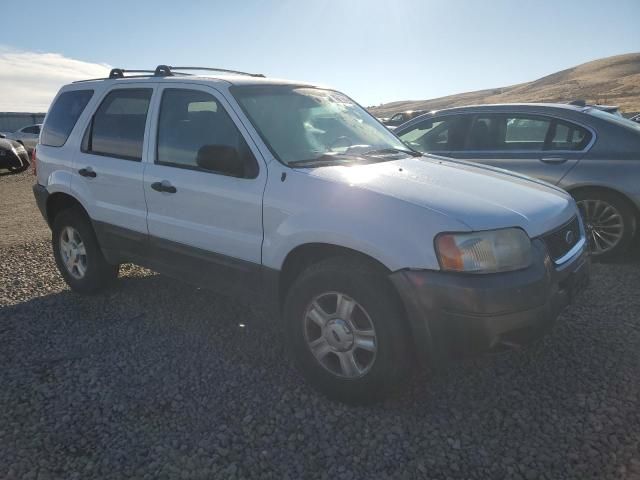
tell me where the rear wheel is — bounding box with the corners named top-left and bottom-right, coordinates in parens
top-left (52, 207), bottom-right (119, 293)
top-left (283, 257), bottom-right (411, 404)
top-left (573, 190), bottom-right (636, 260)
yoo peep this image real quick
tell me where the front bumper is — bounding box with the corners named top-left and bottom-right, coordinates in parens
top-left (0, 150), bottom-right (23, 169)
top-left (390, 239), bottom-right (590, 364)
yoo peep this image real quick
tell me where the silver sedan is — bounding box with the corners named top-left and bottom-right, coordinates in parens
top-left (395, 103), bottom-right (640, 259)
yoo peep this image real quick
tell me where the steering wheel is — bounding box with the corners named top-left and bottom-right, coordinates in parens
top-left (329, 135), bottom-right (354, 150)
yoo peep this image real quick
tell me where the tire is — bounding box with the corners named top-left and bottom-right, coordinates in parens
top-left (283, 257), bottom-right (411, 404)
top-left (573, 190), bottom-right (636, 260)
top-left (52, 206), bottom-right (119, 293)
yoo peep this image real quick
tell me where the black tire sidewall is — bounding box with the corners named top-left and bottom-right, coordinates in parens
top-left (52, 207), bottom-right (117, 293)
top-left (283, 258), bottom-right (410, 403)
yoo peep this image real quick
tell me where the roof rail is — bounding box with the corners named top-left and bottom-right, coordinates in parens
top-left (73, 64), bottom-right (265, 83)
top-left (155, 65), bottom-right (265, 78)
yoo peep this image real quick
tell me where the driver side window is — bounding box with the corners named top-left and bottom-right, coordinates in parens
top-left (156, 89), bottom-right (257, 178)
top-left (399, 116), bottom-right (469, 153)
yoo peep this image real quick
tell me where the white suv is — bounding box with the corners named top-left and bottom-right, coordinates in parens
top-left (33, 66), bottom-right (590, 403)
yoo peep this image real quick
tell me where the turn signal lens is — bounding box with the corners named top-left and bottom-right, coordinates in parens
top-left (435, 228), bottom-right (532, 273)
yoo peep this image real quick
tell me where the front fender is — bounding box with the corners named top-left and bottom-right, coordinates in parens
top-left (261, 168), bottom-right (468, 271)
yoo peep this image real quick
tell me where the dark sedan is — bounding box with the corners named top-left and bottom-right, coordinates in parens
top-left (0, 138), bottom-right (30, 173)
top-left (395, 103), bottom-right (640, 258)
top-left (383, 110), bottom-right (428, 128)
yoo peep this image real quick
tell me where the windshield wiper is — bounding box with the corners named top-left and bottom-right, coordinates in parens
top-left (362, 147), bottom-right (422, 157)
top-left (288, 153), bottom-right (367, 168)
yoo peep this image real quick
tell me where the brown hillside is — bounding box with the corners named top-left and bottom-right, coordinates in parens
top-left (370, 53), bottom-right (640, 117)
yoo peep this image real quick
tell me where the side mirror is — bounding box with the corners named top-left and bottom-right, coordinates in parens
top-left (196, 145), bottom-right (244, 177)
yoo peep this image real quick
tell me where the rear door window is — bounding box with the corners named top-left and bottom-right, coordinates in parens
top-left (41, 90), bottom-right (94, 147)
top-left (83, 89), bottom-right (152, 160)
top-left (466, 114), bottom-right (552, 151)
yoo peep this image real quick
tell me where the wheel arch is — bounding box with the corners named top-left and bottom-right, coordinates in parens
top-left (566, 185), bottom-right (639, 227)
top-left (46, 192), bottom-right (90, 228)
top-left (278, 242), bottom-right (392, 308)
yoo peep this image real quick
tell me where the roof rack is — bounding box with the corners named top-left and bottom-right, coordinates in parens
top-left (73, 64), bottom-right (265, 83)
top-left (108, 68), bottom-right (156, 79)
top-left (154, 65), bottom-right (265, 78)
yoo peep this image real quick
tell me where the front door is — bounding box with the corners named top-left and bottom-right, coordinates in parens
top-left (142, 84), bottom-right (266, 296)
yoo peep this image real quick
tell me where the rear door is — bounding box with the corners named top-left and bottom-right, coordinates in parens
top-left (72, 85), bottom-right (156, 259)
top-left (450, 113), bottom-right (592, 185)
top-left (142, 84), bottom-right (266, 296)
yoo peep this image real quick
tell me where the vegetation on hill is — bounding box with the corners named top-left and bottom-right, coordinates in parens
top-left (370, 53), bottom-right (640, 117)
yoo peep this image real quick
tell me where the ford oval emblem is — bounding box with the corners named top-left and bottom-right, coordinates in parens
top-left (565, 230), bottom-right (575, 245)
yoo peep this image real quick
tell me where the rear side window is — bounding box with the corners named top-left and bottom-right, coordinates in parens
top-left (23, 125), bottom-right (40, 134)
top-left (41, 90), bottom-right (93, 147)
top-left (83, 88), bottom-right (152, 160)
top-left (466, 114), bottom-right (552, 151)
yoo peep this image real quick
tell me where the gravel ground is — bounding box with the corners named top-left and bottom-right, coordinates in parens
top-left (1, 170), bottom-right (640, 479)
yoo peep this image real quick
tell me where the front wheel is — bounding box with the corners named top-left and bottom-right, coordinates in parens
top-left (52, 207), bottom-right (119, 293)
top-left (283, 257), bottom-right (411, 404)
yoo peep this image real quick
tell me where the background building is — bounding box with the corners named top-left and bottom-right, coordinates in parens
top-left (0, 112), bottom-right (46, 133)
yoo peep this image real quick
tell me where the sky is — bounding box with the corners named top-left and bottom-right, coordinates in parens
top-left (0, 0), bottom-right (638, 112)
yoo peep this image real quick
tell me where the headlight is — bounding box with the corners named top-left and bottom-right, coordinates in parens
top-left (435, 228), bottom-right (532, 273)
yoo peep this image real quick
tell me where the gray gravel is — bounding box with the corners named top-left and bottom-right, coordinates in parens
top-left (1, 170), bottom-right (640, 479)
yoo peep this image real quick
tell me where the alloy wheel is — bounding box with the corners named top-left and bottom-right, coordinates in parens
top-left (303, 292), bottom-right (377, 379)
top-left (577, 199), bottom-right (624, 256)
top-left (59, 226), bottom-right (88, 279)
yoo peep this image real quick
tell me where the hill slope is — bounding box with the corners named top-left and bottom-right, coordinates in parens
top-left (370, 53), bottom-right (640, 116)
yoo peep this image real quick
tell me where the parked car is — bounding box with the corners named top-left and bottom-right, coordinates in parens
top-left (383, 110), bottom-right (428, 128)
top-left (6, 124), bottom-right (42, 152)
top-left (395, 103), bottom-right (640, 259)
top-left (33, 66), bottom-right (589, 403)
top-left (0, 139), bottom-right (29, 172)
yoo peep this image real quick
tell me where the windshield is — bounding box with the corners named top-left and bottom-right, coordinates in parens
top-left (232, 86), bottom-right (413, 165)
top-left (586, 107), bottom-right (640, 134)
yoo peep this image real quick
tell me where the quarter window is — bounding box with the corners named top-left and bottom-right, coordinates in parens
top-left (548, 121), bottom-right (591, 150)
top-left (83, 88), bottom-right (152, 160)
top-left (156, 89), bottom-right (257, 177)
top-left (41, 90), bottom-right (93, 147)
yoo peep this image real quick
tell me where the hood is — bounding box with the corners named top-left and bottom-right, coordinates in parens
top-left (298, 155), bottom-right (576, 238)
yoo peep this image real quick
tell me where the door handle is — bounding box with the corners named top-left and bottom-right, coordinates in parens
top-left (151, 181), bottom-right (177, 193)
top-left (78, 167), bottom-right (96, 178)
top-left (540, 157), bottom-right (567, 164)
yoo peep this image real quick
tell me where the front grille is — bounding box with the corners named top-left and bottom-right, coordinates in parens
top-left (543, 216), bottom-right (581, 262)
